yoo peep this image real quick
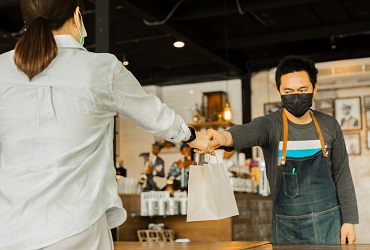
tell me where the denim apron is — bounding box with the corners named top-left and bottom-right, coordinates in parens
top-left (272, 110), bottom-right (341, 244)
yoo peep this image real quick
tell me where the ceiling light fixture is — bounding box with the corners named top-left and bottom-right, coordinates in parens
top-left (173, 40), bottom-right (185, 48)
top-left (223, 0), bottom-right (232, 122)
top-left (330, 36), bottom-right (337, 50)
top-left (223, 101), bottom-right (232, 121)
top-left (122, 54), bottom-right (129, 66)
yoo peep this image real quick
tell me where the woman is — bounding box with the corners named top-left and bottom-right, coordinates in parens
top-left (0, 1), bottom-right (206, 249)
top-left (167, 143), bottom-right (195, 192)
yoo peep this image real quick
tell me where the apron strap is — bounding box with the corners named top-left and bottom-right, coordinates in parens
top-left (281, 110), bottom-right (289, 165)
top-left (309, 110), bottom-right (329, 158)
top-left (281, 109), bottom-right (328, 166)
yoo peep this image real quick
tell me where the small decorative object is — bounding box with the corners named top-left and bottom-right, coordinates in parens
top-left (190, 103), bottom-right (203, 123)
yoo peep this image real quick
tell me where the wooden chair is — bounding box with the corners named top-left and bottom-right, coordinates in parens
top-left (137, 230), bottom-right (161, 242)
top-left (160, 229), bottom-right (175, 242)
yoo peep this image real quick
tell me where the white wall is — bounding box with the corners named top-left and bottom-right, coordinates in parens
top-left (118, 79), bottom-right (242, 189)
top-left (251, 58), bottom-right (370, 244)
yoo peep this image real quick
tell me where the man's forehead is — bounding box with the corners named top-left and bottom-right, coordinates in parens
top-left (280, 71), bottom-right (312, 88)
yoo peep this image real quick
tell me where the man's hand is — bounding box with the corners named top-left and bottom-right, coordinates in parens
top-left (341, 223), bottom-right (356, 244)
top-left (188, 129), bottom-right (234, 154)
top-left (188, 131), bottom-right (211, 154)
top-left (207, 129), bottom-right (234, 154)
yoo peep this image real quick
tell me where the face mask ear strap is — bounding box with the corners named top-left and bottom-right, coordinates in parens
top-left (74, 11), bottom-right (82, 34)
top-left (78, 11), bottom-right (87, 37)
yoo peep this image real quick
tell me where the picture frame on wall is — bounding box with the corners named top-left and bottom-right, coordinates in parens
top-left (343, 133), bottom-right (361, 155)
top-left (264, 102), bottom-right (282, 115)
top-left (367, 131), bottom-right (370, 149)
top-left (367, 110), bottom-right (370, 128)
top-left (334, 97), bottom-right (362, 131)
top-left (364, 95), bottom-right (370, 109)
top-left (317, 99), bottom-right (334, 110)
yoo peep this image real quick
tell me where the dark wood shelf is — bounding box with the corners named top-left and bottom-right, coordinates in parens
top-left (188, 121), bottom-right (235, 130)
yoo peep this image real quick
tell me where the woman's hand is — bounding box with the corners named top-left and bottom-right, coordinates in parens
top-left (188, 129), bottom-right (234, 154)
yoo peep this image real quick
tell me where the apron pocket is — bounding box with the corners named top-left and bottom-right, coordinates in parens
top-left (275, 206), bottom-right (341, 244)
top-left (283, 172), bottom-right (299, 198)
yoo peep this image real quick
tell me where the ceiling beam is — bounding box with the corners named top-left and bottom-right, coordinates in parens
top-left (0, 0), bottom-right (19, 8)
top-left (120, 0), bottom-right (246, 75)
top-left (172, 0), bottom-right (323, 21)
top-left (215, 21), bottom-right (370, 49)
top-left (246, 47), bottom-right (370, 72)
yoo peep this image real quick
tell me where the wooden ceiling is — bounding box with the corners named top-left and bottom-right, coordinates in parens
top-left (1, 0), bottom-right (370, 86)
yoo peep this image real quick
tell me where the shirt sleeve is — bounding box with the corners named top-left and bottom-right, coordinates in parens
top-left (111, 61), bottom-right (190, 142)
top-left (330, 119), bottom-right (359, 224)
top-left (228, 115), bottom-right (272, 151)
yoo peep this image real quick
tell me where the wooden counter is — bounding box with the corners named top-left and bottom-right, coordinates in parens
top-left (114, 242), bottom-right (369, 250)
top-left (117, 192), bottom-right (272, 242)
top-left (255, 244), bottom-right (370, 250)
top-left (113, 241), bottom-right (270, 250)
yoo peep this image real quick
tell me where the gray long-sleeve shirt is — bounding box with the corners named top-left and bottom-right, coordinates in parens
top-left (228, 109), bottom-right (359, 224)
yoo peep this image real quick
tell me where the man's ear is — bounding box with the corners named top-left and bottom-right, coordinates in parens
top-left (313, 82), bottom-right (318, 95)
top-left (276, 86), bottom-right (282, 97)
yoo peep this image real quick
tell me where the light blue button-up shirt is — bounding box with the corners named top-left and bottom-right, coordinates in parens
top-left (0, 35), bottom-right (190, 249)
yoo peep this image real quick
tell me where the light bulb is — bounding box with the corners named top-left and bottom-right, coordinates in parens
top-left (173, 41), bottom-right (185, 48)
top-left (223, 102), bottom-right (232, 121)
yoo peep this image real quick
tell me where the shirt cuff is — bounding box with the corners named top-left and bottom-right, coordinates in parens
top-left (160, 116), bottom-right (190, 142)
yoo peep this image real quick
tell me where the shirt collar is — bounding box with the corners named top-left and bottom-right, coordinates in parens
top-left (54, 35), bottom-right (87, 51)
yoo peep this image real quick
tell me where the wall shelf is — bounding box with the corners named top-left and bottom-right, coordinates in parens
top-left (188, 121), bottom-right (235, 130)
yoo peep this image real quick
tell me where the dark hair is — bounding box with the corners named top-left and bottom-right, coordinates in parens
top-left (275, 55), bottom-right (319, 90)
top-left (14, 0), bottom-right (83, 80)
top-left (180, 143), bottom-right (190, 151)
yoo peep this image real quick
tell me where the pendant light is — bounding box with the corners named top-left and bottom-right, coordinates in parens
top-left (223, 101), bottom-right (232, 121)
top-left (222, 0), bottom-right (232, 122)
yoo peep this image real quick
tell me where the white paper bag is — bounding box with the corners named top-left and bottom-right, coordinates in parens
top-left (186, 161), bottom-right (239, 222)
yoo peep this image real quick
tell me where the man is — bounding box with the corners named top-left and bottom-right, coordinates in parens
top-left (139, 142), bottom-right (165, 191)
top-left (198, 55), bottom-right (358, 244)
top-left (340, 104), bottom-right (359, 128)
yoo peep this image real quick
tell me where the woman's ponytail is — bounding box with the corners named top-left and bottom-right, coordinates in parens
top-left (14, 16), bottom-right (58, 81)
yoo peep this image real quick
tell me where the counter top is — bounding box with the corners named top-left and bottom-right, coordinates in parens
top-left (113, 242), bottom-right (370, 250)
top-left (113, 241), bottom-right (269, 250)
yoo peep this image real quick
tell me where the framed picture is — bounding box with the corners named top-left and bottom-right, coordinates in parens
top-left (264, 102), bottom-right (282, 115)
top-left (203, 91), bottom-right (226, 122)
top-left (367, 110), bottom-right (370, 128)
top-left (334, 97), bottom-right (362, 130)
top-left (317, 99), bottom-right (334, 110)
top-left (367, 131), bottom-right (370, 149)
top-left (343, 133), bottom-right (361, 155)
top-left (364, 95), bottom-right (370, 109)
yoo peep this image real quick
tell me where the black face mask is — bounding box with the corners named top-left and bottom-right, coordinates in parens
top-left (281, 93), bottom-right (313, 118)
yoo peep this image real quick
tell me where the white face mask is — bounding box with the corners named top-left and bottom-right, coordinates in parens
top-left (75, 11), bottom-right (87, 45)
